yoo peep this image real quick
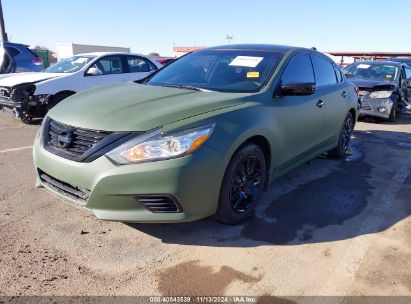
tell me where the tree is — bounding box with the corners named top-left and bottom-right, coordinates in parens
top-left (148, 52), bottom-right (160, 57)
top-left (33, 45), bottom-right (50, 50)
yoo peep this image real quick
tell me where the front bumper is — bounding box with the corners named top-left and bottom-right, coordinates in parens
top-left (0, 98), bottom-right (23, 108)
top-left (33, 130), bottom-right (225, 223)
top-left (359, 96), bottom-right (393, 119)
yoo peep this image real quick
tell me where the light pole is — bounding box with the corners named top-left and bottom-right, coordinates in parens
top-left (226, 35), bottom-right (233, 45)
top-left (0, 0), bottom-right (7, 41)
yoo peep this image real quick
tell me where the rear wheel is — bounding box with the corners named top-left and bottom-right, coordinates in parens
top-left (328, 112), bottom-right (354, 159)
top-left (215, 143), bottom-right (266, 225)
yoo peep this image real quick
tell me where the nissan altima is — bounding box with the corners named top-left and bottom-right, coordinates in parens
top-left (33, 44), bottom-right (358, 224)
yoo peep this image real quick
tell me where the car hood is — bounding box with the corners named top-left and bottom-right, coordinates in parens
top-left (49, 82), bottom-right (253, 131)
top-left (349, 78), bottom-right (396, 89)
top-left (0, 72), bottom-right (65, 87)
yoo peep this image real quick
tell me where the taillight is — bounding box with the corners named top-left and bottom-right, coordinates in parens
top-left (32, 57), bottom-right (43, 65)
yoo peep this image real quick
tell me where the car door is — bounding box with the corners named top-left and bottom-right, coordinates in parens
top-left (273, 52), bottom-right (326, 173)
top-left (311, 54), bottom-right (346, 146)
top-left (402, 66), bottom-right (411, 103)
top-left (83, 55), bottom-right (129, 89)
top-left (126, 55), bottom-right (157, 81)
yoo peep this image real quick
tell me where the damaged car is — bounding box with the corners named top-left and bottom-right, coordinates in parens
top-left (345, 61), bottom-right (411, 121)
top-left (0, 52), bottom-right (162, 123)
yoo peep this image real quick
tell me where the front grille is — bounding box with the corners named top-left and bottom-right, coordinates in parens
top-left (48, 119), bottom-right (110, 156)
top-left (43, 117), bottom-right (141, 162)
top-left (135, 196), bottom-right (182, 213)
top-left (39, 170), bottom-right (90, 205)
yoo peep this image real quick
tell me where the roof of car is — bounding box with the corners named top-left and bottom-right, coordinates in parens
top-left (1, 41), bottom-right (29, 48)
top-left (206, 44), bottom-right (297, 53)
top-left (390, 57), bottom-right (411, 62)
top-left (79, 51), bottom-right (145, 57)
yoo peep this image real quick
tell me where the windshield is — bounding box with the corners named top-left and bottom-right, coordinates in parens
top-left (43, 55), bottom-right (96, 73)
top-left (345, 63), bottom-right (398, 81)
top-left (147, 49), bottom-right (282, 93)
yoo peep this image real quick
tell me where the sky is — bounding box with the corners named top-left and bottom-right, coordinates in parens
top-left (3, 0), bottom-right (411, 56)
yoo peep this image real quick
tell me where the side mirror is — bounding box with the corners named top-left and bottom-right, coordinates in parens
top-left (86, 67), bottom-right (103, 76)
top-left (279, 83), bottom-right (316, 96)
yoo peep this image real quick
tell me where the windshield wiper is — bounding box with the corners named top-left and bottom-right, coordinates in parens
top-left (162, 84), bottom-right (205, 91)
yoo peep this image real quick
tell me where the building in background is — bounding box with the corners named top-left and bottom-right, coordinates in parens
top-left (173, 46), bottom-right (206, 57)
top-left (56, 43), bottom-right (130, 60)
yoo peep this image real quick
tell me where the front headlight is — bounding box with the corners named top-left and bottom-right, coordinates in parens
top-left (106, 124), bottom-right (215, 164)
top-left (369, 91), bottom-right (393, 99)
top-left (35, 114), bottom-right (48, 143)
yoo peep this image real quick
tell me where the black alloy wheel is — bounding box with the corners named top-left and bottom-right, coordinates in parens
top-left (229, 155), bottom-right (263, 213)
top-left (216, 143), bottom-right (266, 224)
top-left (329, 112), bottom-right (354, 159)
top-left (341, 114), bottom-right (354, 151)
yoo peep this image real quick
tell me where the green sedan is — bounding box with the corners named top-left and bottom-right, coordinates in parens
top-left (33, 44), bottom-right (358, 224)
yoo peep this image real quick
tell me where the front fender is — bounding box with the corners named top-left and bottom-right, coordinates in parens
top-left (161, 98), bottom-right (281, 190)
top-left (34, 74), bottom-right (78, 95)
top-left (165, 101), bottom-right (279, 182)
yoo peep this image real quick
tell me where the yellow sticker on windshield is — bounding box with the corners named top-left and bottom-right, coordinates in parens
top-left (386, 75), bottom-right (392, 78)
top-left (247, 71), bottom-right (260, 78)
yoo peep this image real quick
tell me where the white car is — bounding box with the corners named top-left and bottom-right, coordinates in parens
top-left (0, 52), bottom-right (162, 123)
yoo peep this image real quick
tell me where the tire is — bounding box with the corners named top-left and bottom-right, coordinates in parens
top-left (20, 115), bottom-right (33, 124)
top-left (47, 92), bottom-right (74, 110)
top-left (328, 112), bottom-right (354, 159)
top-left (388, 100), bottom-right (397, 122)
top-left (215, 143), bottom-right (267, 225)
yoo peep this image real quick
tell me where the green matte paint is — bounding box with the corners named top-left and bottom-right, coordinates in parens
top-left (33, 47), bottom-right (358, 222)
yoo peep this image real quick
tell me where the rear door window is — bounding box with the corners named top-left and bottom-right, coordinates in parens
top-left (334, 65), bottom-right (343, 83)
top-left (127, 56), bottom-right (155, 73)
top-left (93, 56), bottom-right (124, 75)
top-left (312, 55), bottom-right (338, 86)
top-left (281, 54), bottom-right (315, 84)
top-left (5, 46), bottom-right (20, 58)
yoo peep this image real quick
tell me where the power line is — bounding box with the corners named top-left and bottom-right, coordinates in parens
top-left (0, 0), bottom-right (7, 41)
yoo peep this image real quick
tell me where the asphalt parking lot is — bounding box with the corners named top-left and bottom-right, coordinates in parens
top-left (0, 111), bottom-right (410, 298)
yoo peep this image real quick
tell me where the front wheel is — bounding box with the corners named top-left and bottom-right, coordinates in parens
top-left (388, 100), bottom-right (397, 122)
top-left (215, 143), bottom-right (266, 225)
top-left (328, 112), bottom-right (354, 159)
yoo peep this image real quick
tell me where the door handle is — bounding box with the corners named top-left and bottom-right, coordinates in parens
top-left (316, 100), bottom-right (325, 108)
top-left (342, 91), bottom-right (347, 98)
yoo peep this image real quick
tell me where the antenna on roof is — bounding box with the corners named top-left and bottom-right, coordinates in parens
top-left (311, 47), bottom-right (317, 51)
